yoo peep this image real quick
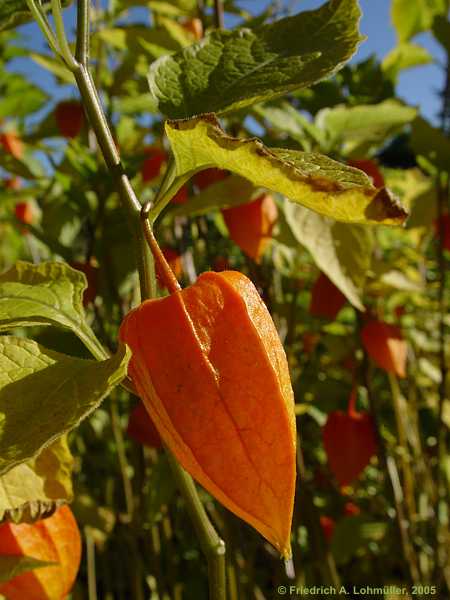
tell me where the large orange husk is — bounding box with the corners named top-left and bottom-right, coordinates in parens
top-left (0, 505), bottom-right (81, 600)
top-left (119, 271), bottom-right (296, 557)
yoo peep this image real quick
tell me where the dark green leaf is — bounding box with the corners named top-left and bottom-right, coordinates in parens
top-left (148, 0), bottom-right (364, 117)
top-left (411, 117), bottom-right (450, 173)
top-left (330, 516), bottom-right (387, 564)
top-left (0, 0), bottom-right (72, 32)
top-left (433, 15), bottom-right (450, 54)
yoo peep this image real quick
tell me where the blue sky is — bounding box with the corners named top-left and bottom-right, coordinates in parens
top-left (10, 0), bottom-right (448, 124)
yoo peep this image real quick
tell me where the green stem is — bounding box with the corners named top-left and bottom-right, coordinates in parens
top-left (434, 174), bottom-right (450, 589)
top-left (50, 0), bottom-right (78, 70)
top-left (110, 393), bottom-right (134, 520)
top-left (296, 439), bottom-right (341, 590)
top-left (213, 0), bottom-right (224, 29)
top-left (361, 347), bottom-right (420, 587)
top-left (166, 451), bottom-right (227, 599)
top-left (388, 373), bottom-right (417, 524)
top-left (75, 0), bottom-right (90, 65)
top-left (24, 0), bottom-right (60, 57)
top-left (85, 526), bottom-right (99, 600)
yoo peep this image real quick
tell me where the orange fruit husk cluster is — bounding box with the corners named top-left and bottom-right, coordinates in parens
top-left (309, 273), bottom-right (347, 320)
top-left (119, 270), bottom-right (296, 557)
top-left (181, 17), bottom-right (203, 40)
top-left (222, 194), bottom-right (278, 263)
top-left (127, 401), bottom-right (162, 449)
top-left (141, 147), bottom-right (167, 182)
top-left (54, 101), bottom-right (85, 139)
top-left (322, 389), bottom-right (377, 487)
top-left (70, 260), bottom-right (99, 306)
top-left (193, 168), bottom-right (228, 191)
top-left (1, 132), bottom-right (23, 160)
top-left (15, 202), bottom-right (34, 226)
top-left (0, 505), bottom-right (81, 600)
top-left (360, 319), bottom-right (407, 378)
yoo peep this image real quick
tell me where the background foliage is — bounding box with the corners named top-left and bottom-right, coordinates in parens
top-left (0, 0), bottom-right (449, 598)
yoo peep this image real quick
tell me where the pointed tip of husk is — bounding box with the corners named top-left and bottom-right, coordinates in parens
top-left (284, 556), bottom-right (295, 579)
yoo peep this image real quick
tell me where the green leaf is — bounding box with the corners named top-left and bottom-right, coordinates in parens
top-left (318, 100), bottom-right (417, 155)
top-left (30, 53), bottom-right (75, 85)
top-left (433, 16), bottom-right (450, 54)
top-left (145, 454), bottom-right (177, 525)
top-left (165, 115), bottom-right (408, 225)
top-left (113, 93), bottom-right (159, 115)
top-left (253, 102), bottom-right (324, 151)
top-left (172, 175), bottom-right (261, 217)
top-left (0, 336), bottom-right (130, 476)
top-left (391, 0), bottom-right (449, 42)
top-left (0, 72), bottom-right (48, 119)
top-left (96, 24), bottom-right (185, 54)
top-left (283, 200), bottom-right (374, 310)
top-left (0, 436), bottom-right (73, 523)
top-left (330, 516), bottom-right (387, 564)
top-left (383, 167), bottom-right (437, 228)
top-left (411, 117), bottom-right (450, 173)
top-left (0, 150), bottom-right (44, 180)
top-left (0, 555), bottom-right (55, 584)
top-left (148, 0), bottom-right (364, 118)
top-left (0, 0), bottom-right (72, 32)
top-left (382, 43), bottom-right (433, 80)
top-left (0, 261), bottom-right (106, 360)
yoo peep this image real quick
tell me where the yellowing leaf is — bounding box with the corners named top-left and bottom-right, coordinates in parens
top-left (0, 437), bottom-right (73, 524)
top-left (165, 115), bottom-right (408, 225)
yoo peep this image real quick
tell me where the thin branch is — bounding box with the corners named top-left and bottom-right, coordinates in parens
top-left (75, 0), bottom-right (90, 65)
top-left (166, 451), bottom-right (227, 600)
top-left (141, 202), bottom-right (181, 295)
top-left (213, 0), bottom-right (224, 29)
top-left (25, 0), bottom-right (59, 55)
top-left (50, 0), bottom-right (78, 70)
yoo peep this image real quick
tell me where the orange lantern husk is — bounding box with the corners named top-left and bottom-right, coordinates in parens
top-left (119, 270), bottom-right (296, 558)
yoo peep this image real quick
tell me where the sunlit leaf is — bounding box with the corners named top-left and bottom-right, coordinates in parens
top-left (382, 43), bottom-right (433, 80)
top-left (283, 200), bottom-right (374, 310)
top-left (0, 336), bottom-right (130, 476)
top-left (318, 100), bottom-right (417, 155)
top-left (0, 261), bottom-right (106, 359)
top-left (391, 0), bottom-right (449, 42)
top-left (165, 115), bottom-right (408, 225)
